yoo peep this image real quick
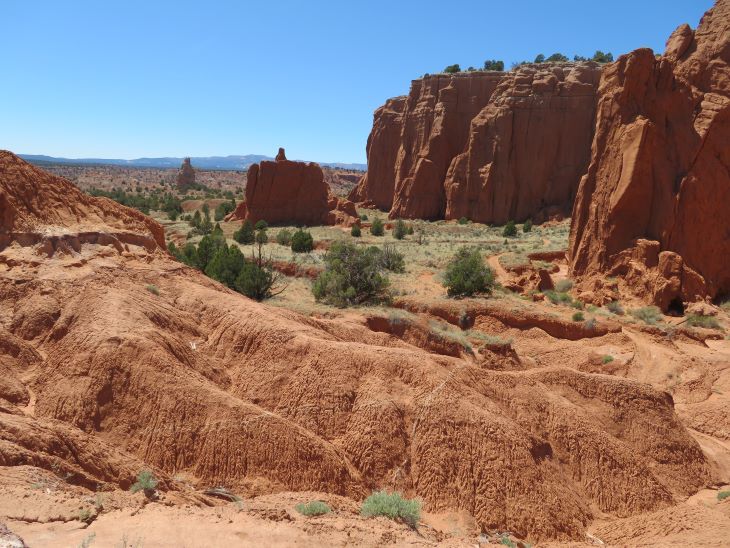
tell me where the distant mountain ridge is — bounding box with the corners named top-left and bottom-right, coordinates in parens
top-left (19, 154), bottom-right (366, 171)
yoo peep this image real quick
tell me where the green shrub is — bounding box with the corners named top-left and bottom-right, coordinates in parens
top-left (275, 229), bottom-right (292, 246)
top-left (458, 217), bottom-right (469, 225)
top-left (544, 290), bottom-right (573, 305)
top-left (522, 219), bottom-right (532, 233)
top-left (502, 220), bottom-right (517, 237)
top-left (393, 219), bottom-right (407, 240)
top-left (205, 244), bottom-right (245, 288)
top-left (607, 301), bottom-right (625, 315)
top-left (718, 490), bottom-right (730, 501)
top-left (406, 225), bottom-right (414, 235)
top-left (631, 306), bottom-right (662, 325)
top-left (602, 355), bottom-right (614, 364)
top-left (370, 217), bottom-right (384, 236)
top-left (233, 219), bottom-right (255, 244)
top-left (254, 220), bottom-right (268, 231)
top-left (546, 52), bottom-right (569, 62)
top-left (312, 241), bottom-right (390, 307)
top-left (443, 247), bottom-right (495, 298)
top-left (443, 64), bottom-right (461, 74)
top-left (686, 314), bottom-right (721, 329)
top-left (572, 311), bottom-right (585, 322)
top-left (555, 279), bottom-right (573, 292)
top-left (350, 224), bottom-right (361, 237)
top-left (483, 59), bottom-right (504, 71)
top-left (571, 299), bottom-right (584, 310)
top-left (214, 200), bottom-right (236, 221)
top-left (234, 258), bottom-right (283, 301)
top-left (130, 470), bottom-right (158, 496)
top-left (361, 491), bottom-right (421, 529)
top-left (145, 284), bottom-right (159, 296)
top-left (295, 500), bottom-right (331, 516)
top-left (377, 243), bottom-right (405, 273)
top-left (291, 229), bottom-right (314, 253)
top-left (359, 214), bottom-right (368, 221)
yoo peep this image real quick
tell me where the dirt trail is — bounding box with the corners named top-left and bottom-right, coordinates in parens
top-left (487, 254), bottom-right (509, 283)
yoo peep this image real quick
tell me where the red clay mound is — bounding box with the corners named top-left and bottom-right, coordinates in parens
top-left (0, 150), bottom-right (165, 251)
top-left (569, 0), bottom-right (730, 309)
top-left (0, 154), bottom-right (716, 542)
top-left (227, 148), bottom-right (358, 227)
top-left (349, 64), bottom-right (601, 223)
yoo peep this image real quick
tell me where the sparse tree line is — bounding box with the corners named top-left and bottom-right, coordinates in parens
top-left (436, 50), bottom-right (613, 75)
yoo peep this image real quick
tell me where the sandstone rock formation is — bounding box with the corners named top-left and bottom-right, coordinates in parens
top-left (0, 150), bottom-right (165, 251)
top-left (228, 149), bottom-right (358, 226)
top-left (175, 157), bottom-right (196, 191)
top-left (349, 65), bottom-right (601, 222)
top-left (569, 0), bottom-right (730, 309)
top-left (0, 152), bottom-right (716, 542)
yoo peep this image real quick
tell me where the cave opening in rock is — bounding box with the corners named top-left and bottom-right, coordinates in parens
top-left (667, 297), bottom-right (685, 316)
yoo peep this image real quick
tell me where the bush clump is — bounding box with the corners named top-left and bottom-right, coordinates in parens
top-left (275, 229), bottom-right (292, 246)
top-left (630, 306), bottom-right (662, 325)
top-left (502, 220), bottom-right (517, 237)
top-left (361, 491), bottom-right (421, 529)
top-left (443, 247), bottom-right (495, 298)
top-left (686, 314), bottom-right (721, 330)
top-left (295, 500), bottom-right (331, 516)
top-left (377, 243), bottom-right (405, 273)
top-left (233, 219), bottom-right (255, 244)
top-left (312, 241), bottom-right (391, 307)
top-left (607, 301), bottom-right (625, 315)
top-left (393, 219), bottom-right (407, 240)
top-left (522, 219), bottom-right (532, 233)
top-left (718, 490), bottom-right (730, 501)
top-left (350, 224), bottom-right (361, 237)
top-left (458, 217), bottom-right (469, 225)
top-left (130, 470), bottom-right (158, 497)
top-left (291, 229), bottom-right (314, 253)
top-left (572, 311), bottom-right (585, 322)
top-left (370, 217), bottom-right (384, 236)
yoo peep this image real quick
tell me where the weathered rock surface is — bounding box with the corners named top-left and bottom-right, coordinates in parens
top-left (228, 149), bottom-right (358, 226)
top-left (0, 153), bottom-right (715, 542)
top-left (569, 0), bottom-right (730, 309)
top-left (175, 157), bottom-right (196, 191)
top-left (350, 65), bottom-right (601, 222)
top-left (0, 150), bottom-right (165, 251)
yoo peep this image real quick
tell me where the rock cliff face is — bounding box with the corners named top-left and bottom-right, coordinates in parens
top-left (175, 157), bottom-right (196, 191)
top-left (350, 65), bottom-right (601, 222)
top-left (569, 0), bottom-right (730, 309)
top-left (229, 149), bottom-right (358, 226)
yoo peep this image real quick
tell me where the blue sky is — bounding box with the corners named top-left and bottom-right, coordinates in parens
top-left (0, 0), bottom-right (713, 164)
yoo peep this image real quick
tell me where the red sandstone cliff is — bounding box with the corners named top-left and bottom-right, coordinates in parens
top-left (569, 0), bottom-right (730, 309)
top-left (350, 65), bottom-right (601, 222)
top-left (229, 148), bottom-right (357, 226)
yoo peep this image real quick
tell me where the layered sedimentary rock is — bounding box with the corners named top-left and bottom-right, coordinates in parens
top-left (350, 64), bottom-right (601, 222)
top-left (348, 96), bottom-right (407, 210)
top-left (0, 150), bottom-right (165, 251)
top-left (569, 0), bottom-right (730, 308)
top-left (1, 152), bottom-right (716, 541)
top-left (229, 148), bottom-right (357, 226)
top-left (175, 157), bottom-right (196, 191)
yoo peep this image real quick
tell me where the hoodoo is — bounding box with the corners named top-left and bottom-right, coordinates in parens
top-left (569, 0), bottom-right (730, 309)
top-left (349, 63), bottom-right (601, 223)
top-left (175, 157), bottom-right (196, 191)
top-left (227, 148), bottom-right (358, 226)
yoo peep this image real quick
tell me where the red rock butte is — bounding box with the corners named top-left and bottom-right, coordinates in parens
top-left (349, 63), bottom-right (601, 224)
top-left (227, 148), bottom-right (358, 226)
top-left (569, 0), bottom-right (730, 310)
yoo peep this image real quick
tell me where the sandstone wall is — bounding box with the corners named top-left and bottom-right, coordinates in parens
top-left (569, 0), bottom-right (730, 308)
top-left (351, 65), bottom-right (601, 223)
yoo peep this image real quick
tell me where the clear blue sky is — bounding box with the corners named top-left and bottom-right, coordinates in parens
top-left (0, 0), bottom-right (713, 164)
